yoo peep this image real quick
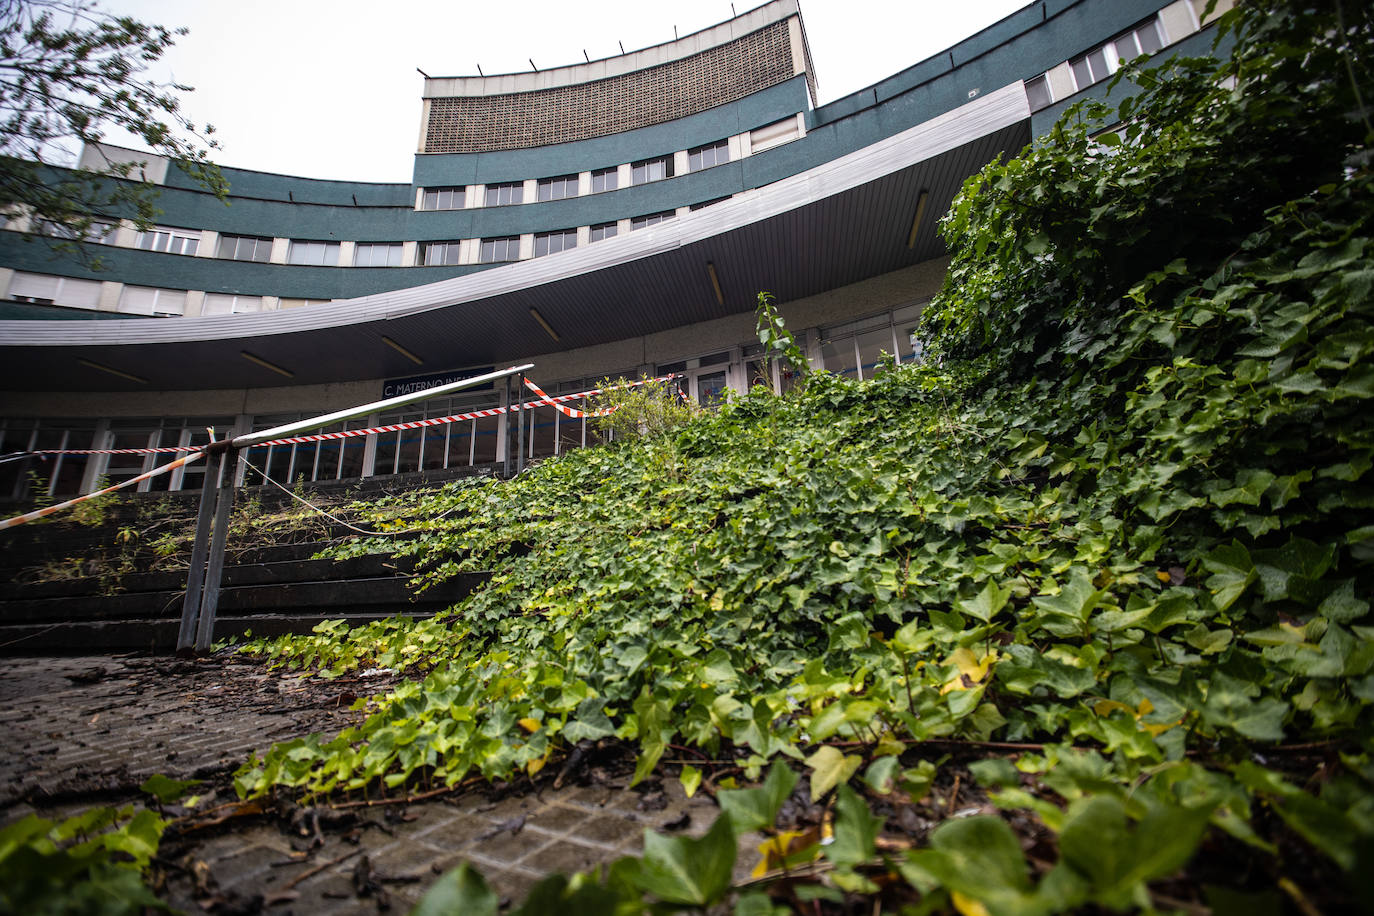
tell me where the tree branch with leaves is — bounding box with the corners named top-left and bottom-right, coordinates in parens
top-left (0, 0), bottom-right (225, 265)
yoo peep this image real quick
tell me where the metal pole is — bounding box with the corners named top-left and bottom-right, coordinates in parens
top-left (193, 447), bottom-right (238, 653)
top-left (176, 449), bottom-right (222, 654)
top-left (503, 376), bottom-right (512, 478)
top-left (517, 372), bottom-right (526, 475)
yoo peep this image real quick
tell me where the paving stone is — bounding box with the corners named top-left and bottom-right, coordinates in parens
top-left (0, 654), bottom-right (755, 914)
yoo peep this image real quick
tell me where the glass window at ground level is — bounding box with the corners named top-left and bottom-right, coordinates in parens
top-left (479, 236), bottom-right (520, 262)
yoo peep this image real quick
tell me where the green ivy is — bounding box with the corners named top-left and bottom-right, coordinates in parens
top-left (237, 0), bottom-right (1374, 910)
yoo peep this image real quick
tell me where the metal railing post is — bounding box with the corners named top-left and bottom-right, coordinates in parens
top-left (193, 447), bottom-right (238, 653)
top-left (517, 372), bottom-right (527, 475)
top-left (176, 449), bottom-right (222, 654)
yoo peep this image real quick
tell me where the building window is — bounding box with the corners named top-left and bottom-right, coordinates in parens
top-left (537, 174), bottom-right (578, 201)
top-left (354, 242), bottom-right (403, 267)
top-left (690, 196), bottom-right (730, 211)
top-left (217, 234), bottom-right (272, 262)
top-left (589, 222), bottom-right (618, 243)
top-left (631, 156), bottom-right (673, 185)
top-left (479, 236), bottom-right (520, 263)
top-left (118, 285), bottom-right (186, 316)
top-left (7, 272), bottom-right (101, 309)
top-left (202, 293), bottom-right (263, 315)
top-left (135, 225), bottom-right (199, 255)
top-left (1025, 75), bottom-right (1053, 111)
top-left (420, 241), bottom-right (463, 266)
top-left (750, 117), bottom-right (800, 153)
top-left (421, 186), bottom-right (464, 210)
top-left (279, 298), bottom-right (332, 309)
top-left (37, 219), bottom-right (114, 244)
top-left (286, 240), bottom-right (340, 266)
top-left (688, 140), bottom-right (729, 171)
top-left (1069, 17), bottom-right (1165, 92)
top-left (533, 229), bottom-right (577, 257)
top-left (484, 182), bottom-right (523, 207)
top-left (591, 166), bottom-right (618, 193)
top-left (630, 211), bottom-right (676, 231)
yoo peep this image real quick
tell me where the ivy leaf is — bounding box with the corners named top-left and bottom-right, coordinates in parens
top-left (718, 760), bottom-right (798, 833)
top-left (627, 815), bottom-right (736, 907)
top-left (413, 863), bottom-right (499, 916)
top-left (1202, 543), bottom-right (1256, 611)
top-left (680, 765), bottom-right (702, 799)
top-left (806, 746), bottom-right (863, 801)
top-left (1058, 794), bottom-right (1215, 911)
top-left (139, 774), bottom-right (201, 804)
top-left (825, 784), bottom-right (884, 868)
top-left (1201, 673), bottom-right (1286, 741)
top-left (956, 580), bottom-right (1012, 623)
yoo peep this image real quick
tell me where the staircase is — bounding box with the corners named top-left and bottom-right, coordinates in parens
top-left (0, 472), bottom-right (490, 654)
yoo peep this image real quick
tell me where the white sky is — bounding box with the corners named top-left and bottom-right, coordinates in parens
top-left (94, 0), bottom-right (1030, 183)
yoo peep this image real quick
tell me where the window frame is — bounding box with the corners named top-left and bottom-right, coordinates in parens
top-left (536, 174), bottom-right (579, 202)
top-left (630, 211), bottom-right (676, 231)
top-left (479, 236), bottom-right (521, 263)
top-left (590, 166), bottom-right (618, 194)
top-left (420, 240), bottom-right (463, 266)
top-left (688, 140), bottom-right (730, 172)
top-left (217, 233), bottom-right (273, 263)
top-left (135, 225), bottom-right (199, 255)
top-left (484, 181), bottom-right (524, 207)
top-left (286, 239), bottom-right (341, 267)
top-left (631, 156), bottom-right (674, 185)
top-left (353, 242), bottom-right (404, 267)
top-left (589, 222), bottom-right (618, 243)
top-left (533, 228), bottom-right (577, 257)
top-left (420, 186), bottom-right (465, 210)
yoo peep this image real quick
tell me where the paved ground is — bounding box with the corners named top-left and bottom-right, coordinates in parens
top-left (0, 655), bottom-right (722, 913)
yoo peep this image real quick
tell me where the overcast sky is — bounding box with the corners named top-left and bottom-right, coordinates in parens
top-left (94, 0), bottom-right (1030, 183)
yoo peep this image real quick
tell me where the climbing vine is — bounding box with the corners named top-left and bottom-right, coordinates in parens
top-left (235, 0), bottom-right (1374, 910)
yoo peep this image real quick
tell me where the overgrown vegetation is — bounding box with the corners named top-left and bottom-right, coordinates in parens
top-left (215, 0), bottom-right (1374, 910)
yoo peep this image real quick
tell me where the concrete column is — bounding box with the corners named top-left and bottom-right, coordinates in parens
top-left (269, 237), bottom-right (289, 265)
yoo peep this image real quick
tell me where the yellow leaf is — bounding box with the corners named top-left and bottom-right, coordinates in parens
top-left (1156, 570), bottom-right (1172, 583)
top-left (940, 647), bottom-right (995, 694)
top-left (750, 828), bottom-right (822, 878)
top-left (517, 717), bottom-right (541, 733)
top-left (952, 890), bottom-right (992, 916)
top-left (1093, 699), bottom-right (1134, 718)
top-left (526, 755), bottom-right (547, 776)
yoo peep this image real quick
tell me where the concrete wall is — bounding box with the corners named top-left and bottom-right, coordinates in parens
top-left (0, 258), bottom-right (948, 420)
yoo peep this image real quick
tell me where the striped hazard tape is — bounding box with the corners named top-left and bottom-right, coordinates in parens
top-left (0, 375), bottom-right (682, 460)
top-left (0, 450), bottom-right (205, 533)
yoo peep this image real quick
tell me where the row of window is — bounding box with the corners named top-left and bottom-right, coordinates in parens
top-left (1025, 13), bottom-right (1172, 111)
top-left (418, 210), bottom-right (676, 265)
top-left (417, 138), bottom-right (733, 213)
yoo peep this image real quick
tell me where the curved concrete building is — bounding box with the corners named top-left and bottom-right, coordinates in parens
top-left (0, 0), bottom-right (1229, 499)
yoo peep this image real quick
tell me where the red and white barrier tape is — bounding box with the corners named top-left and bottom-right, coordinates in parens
top-left (1, 375), bottom-right (681, 457)
top-left (0, 450), bottom-right (205, 532)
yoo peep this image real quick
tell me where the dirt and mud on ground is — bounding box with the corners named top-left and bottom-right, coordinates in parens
top-left (0, 654), bottom-right (715, 914)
